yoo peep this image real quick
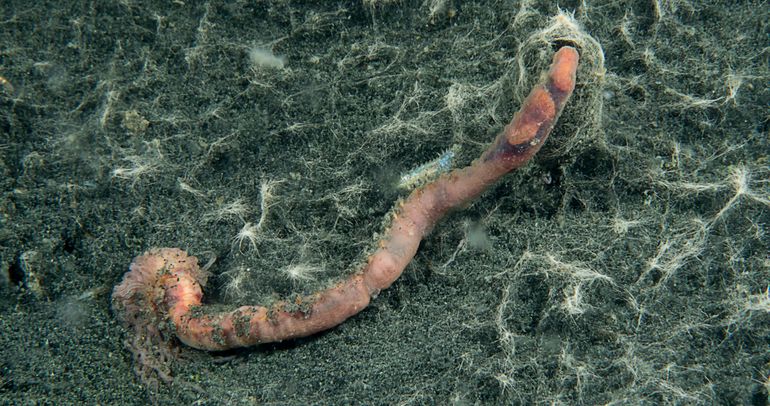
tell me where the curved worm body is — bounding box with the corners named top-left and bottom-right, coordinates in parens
top-left (112, 47), bottom-right (579, 351)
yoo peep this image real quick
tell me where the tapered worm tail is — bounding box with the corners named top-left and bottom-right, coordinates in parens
top-left (484, 46), bottom-right (579, 167)
top-left (112, 47), bottom-right (579, 352)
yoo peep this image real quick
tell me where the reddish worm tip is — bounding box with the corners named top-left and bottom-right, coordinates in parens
top-left (550, 46), bottom-right (579, 94)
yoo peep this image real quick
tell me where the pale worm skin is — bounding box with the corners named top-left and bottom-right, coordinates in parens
top-left (112, 47), bottom-right (580, 351)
